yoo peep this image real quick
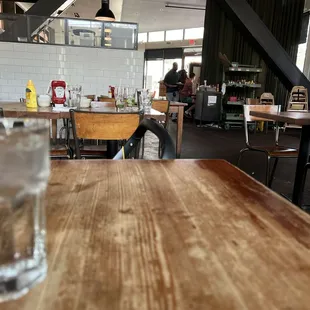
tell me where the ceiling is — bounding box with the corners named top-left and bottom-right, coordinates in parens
top-left (121, 0), bottom-right (206, 32)
top-left (63, 0), bottom-right (124, 22)
top-left (62, 0), bottom-right (206, 33)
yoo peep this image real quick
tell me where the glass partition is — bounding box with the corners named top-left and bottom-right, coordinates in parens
top-left (0, 13), bottom-right (138, 50)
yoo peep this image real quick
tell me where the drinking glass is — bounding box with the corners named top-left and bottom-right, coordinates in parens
top-left (115, 86), bottom-right (125, 111)
top-left (140, 89), bottom-right (152, 112)
top-left (67, 85), bottom-right (82, 108)
top-left (125, 87), bottom-right (136, 110)
top-left (0, 118), bottom-right (50, 301)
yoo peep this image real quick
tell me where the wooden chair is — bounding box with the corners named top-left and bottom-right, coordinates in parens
top-left (285, 86), bottom-right (308, 130)
top-left (287, 86), bottom-right (308, 111)
top-left (50, 120), bottom-right (73, 159)
top-left (246, 98), bottom-right (260, 105)
top-left (113, 119), bottom-right (175, 160)
top-left (260, 93), bottom-right (275, 105)
top-left (70, 110), bottom-right (141, 159)
top-left (86, 95), bottom-right (96, 101)
top-left (141, 100), bottom-right (170, 158)
top-left (152, 100), bottom-right (170, 125)
top-left (238, 105), bottom-right (298, 187)
top-left (98, 97), bottom-right (115, 103)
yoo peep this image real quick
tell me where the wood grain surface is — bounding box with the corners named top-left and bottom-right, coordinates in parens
top-left (72, 112), bottom-right (141, 140)
top-left (244, 105), bottom-right (280, 122)
top-left (2, 160), bottom-right (310, 310)
top-left (0, 102), bottom-right (186, 157)
top-left (250, 110), bottom-right (310, 125)
top-left (152, 100), bottom-right (169, 113)
top-left (0, 102), bottom-right (186, 120)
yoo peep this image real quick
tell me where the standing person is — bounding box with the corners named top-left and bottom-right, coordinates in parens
top-left (180, 72), bottom-right (195, 103)
top-left (164, 62), bottom-right (179, 102)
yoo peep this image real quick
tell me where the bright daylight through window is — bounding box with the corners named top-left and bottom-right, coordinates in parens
top-left (148, 31), bottom-right (165, 42)
top-left (184, 27), bottom-right (204, 40)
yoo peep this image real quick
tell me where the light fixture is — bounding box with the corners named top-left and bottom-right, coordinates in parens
top-left (95, 0), bottom-right (115, 21)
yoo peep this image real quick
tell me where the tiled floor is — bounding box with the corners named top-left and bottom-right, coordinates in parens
top-left (144, 119), bottom-right (310, 205)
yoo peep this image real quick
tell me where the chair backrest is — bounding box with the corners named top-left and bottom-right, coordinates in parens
top-left (86, 95), bottom-right (96, 101)
top-left (243, 105), bottom-right (281, 146)
top-left (113, 118), bottom-right (175, 160)
top-left (246, 98), bottom-right (260, 105)
top-left (0, 108), bottom-right (3, 117)
top-left (152, 100), bottom-right (170, 114)
top-left (98, 97), bottom-right (115, 103)
top-left (260, 93), bottom-right (275, 105)
top-left (70, 110), bottom-right (141, 140)
top-left (287, 86), bottom-right (308, 111)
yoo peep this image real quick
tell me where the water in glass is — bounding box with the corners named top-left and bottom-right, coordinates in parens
top-left (140, 89), bottom-right (152, 112)
top-left (0, 118), bottom-right (50, 301)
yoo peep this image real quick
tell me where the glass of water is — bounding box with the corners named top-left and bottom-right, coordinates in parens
top-left (115, 86), bottom-right (125, 111)
top-left (0, 118), bottom-right (50, 301)
top-left (140, 89), bottom-right (152, 112)
top-left (67, 85), bottom-right (82, 108)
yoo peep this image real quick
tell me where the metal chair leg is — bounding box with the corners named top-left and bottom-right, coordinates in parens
top-left (237, 148), bottom-right (249, 167)
top-left (268, 157), bottom-right (279, 188)
top-left (141, 136), bottom-right (145, 159)
top-left (158, 141), bottom-right (162, 158)
top-left (265, 155), bottom-right (271, 186)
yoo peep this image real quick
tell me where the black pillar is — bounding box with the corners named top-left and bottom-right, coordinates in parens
top-left (2, 1), bottom-right (15, 32)
top-left (201, 0), bottom-right (305, 106)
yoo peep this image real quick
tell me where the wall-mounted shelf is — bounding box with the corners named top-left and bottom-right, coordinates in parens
top-left (227, 67), bottom-right (263, 73)
top-left (226, 83), bottom-right (261, 88)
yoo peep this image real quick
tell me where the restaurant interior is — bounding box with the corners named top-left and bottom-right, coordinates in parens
top-left (1, 0), bottom-right (310, 308)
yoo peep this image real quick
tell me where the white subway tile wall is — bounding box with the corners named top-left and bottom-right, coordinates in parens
top-left (0, 42), bottom-right (144, 101)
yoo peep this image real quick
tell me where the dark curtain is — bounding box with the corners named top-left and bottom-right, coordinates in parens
top-left (201, 0), bottom-right (305, 106)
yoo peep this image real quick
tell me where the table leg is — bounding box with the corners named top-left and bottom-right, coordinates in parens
top-left (52, 119), bottom-right (57, 144)
top-left (292, 125), bottom-right (310, 207)
top-left (107, 140), bottom-right (118, 159)
top-left (176, 106), bottom-right (184, 158)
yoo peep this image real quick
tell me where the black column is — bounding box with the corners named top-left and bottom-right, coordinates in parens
top-left (201, 0), bottom-right (305, 106)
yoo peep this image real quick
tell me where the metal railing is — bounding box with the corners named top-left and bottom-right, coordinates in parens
top-left (0, 13), bottom-right (138, 50)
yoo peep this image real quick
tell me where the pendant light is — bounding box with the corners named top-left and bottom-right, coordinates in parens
top-left (95, 0), bottom-right (115, 21)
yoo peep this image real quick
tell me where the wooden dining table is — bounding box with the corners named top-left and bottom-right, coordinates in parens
top-left (2, 159), bottom-right (310, 309)
top-left (250, 110), bottom-right (310, 207)
top-left (0, 101), bottom-right (186, 158)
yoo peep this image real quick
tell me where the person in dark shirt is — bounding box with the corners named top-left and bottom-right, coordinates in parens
top-left (164, 62), bottom-right (180, 102)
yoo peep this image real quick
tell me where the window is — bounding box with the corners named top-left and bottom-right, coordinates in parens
top-left (138, 33), bottom-right (147, 43)
top-left (148, 31), bottom-right (165, 42)
top-left (297, 43), bottom-right (307, 72)
top-left (164, 59), bottom-right (182, 77)
top-left (145, 60), bottom-right (164, 98)
top-left (297, 13), bottom-right (310, 72)
top-left (166, 29), bottom-right (183, 41)
top-left (184, 27), bottom-right (204, 40)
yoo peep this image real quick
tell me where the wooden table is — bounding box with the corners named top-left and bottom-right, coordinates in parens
top-left (168, 101), bottom-right (187, 158)
top-left (250, 111), bottom-right (310, 207)
top-left (0, 102), bottom-right (187, 158)
top-left (3, 159), bottom-right (310, 310)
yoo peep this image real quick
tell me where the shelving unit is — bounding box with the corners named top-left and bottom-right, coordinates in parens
top-left (222, 65), bottom-right (263, 130)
